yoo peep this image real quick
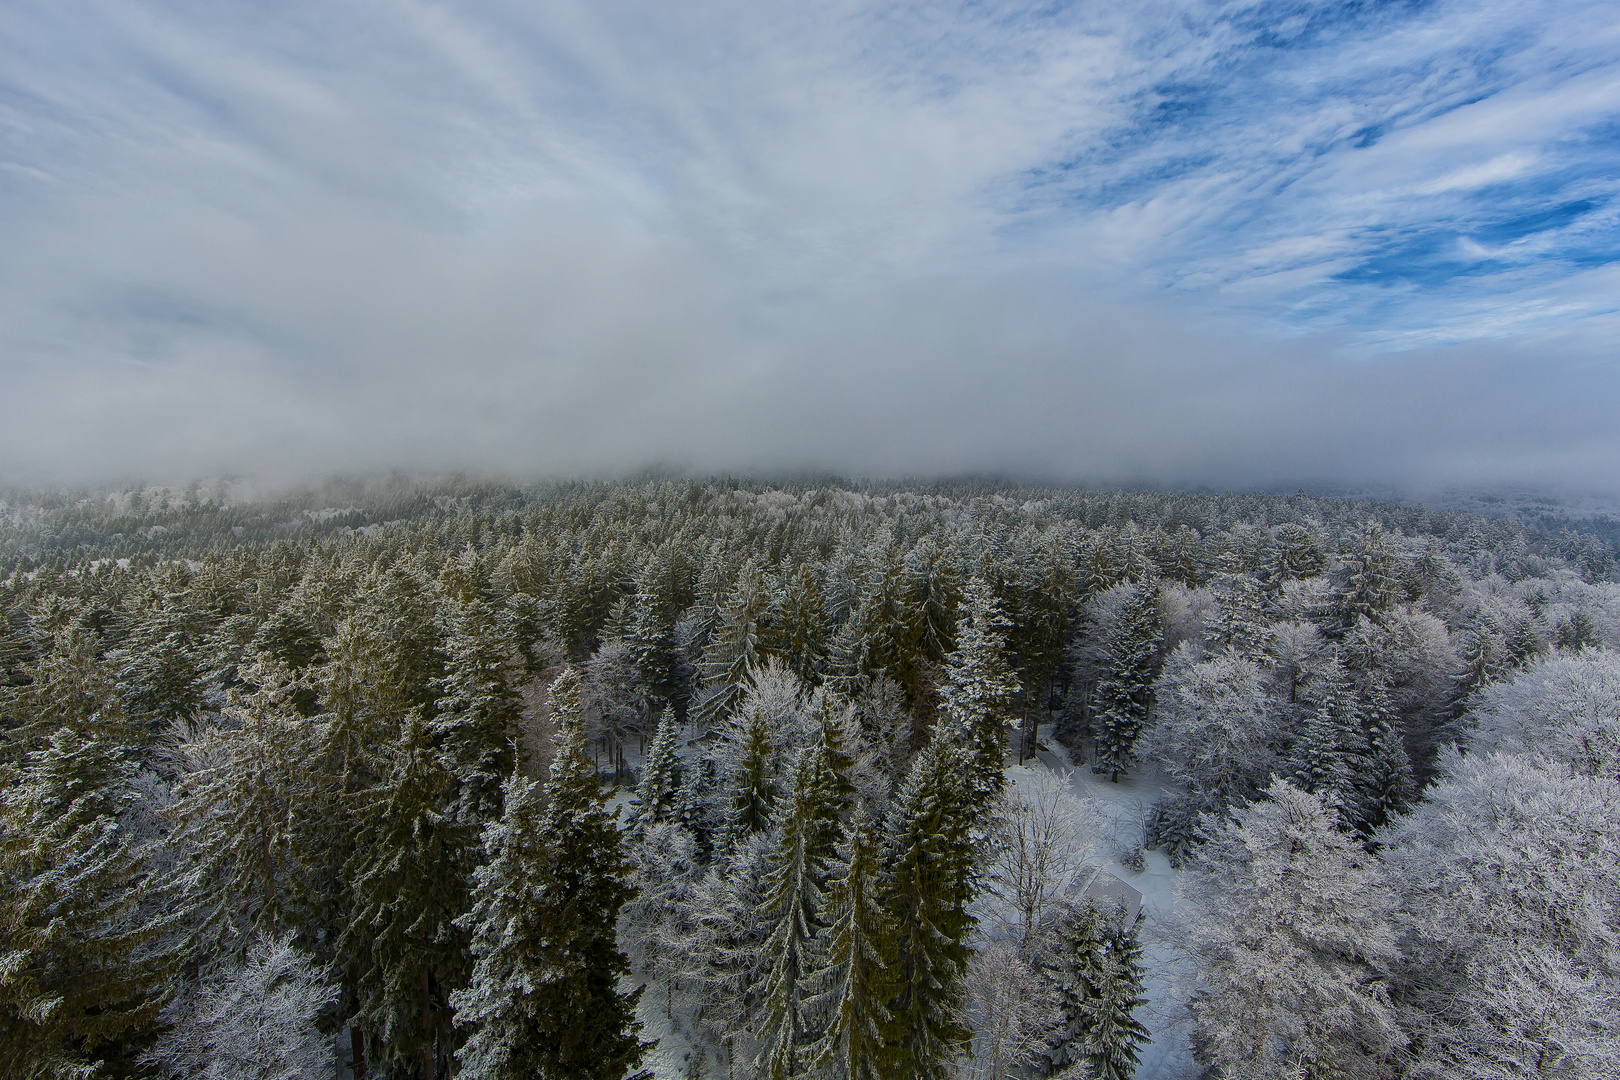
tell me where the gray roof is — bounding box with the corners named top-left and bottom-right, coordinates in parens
top-left (1064, 864), bottom-right (1144, 926)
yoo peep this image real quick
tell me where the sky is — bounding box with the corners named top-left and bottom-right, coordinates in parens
top-left (2, 0), bottom-right (1618, 493)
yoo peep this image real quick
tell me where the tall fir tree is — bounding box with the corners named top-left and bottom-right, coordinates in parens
top-left (883, 740), bottom-right (978, 1080)
top-left (1084, 910), bottom-right (1151, 1080)
top-left (452, 672), bottom-right (651, 1080)
top-left (1094, 578), bottom-right (1162, 783)
top-left (695, 569), bottom-right (767, 730)
top-left (340, 712), bottom-right (473, 1080)
top-left (1353, 678), bottom-right (1415, 834)
top-left (431, 596), bottom-right (523, 830)
top-left (807, 807), bottom-right (901, 1080)
top-left (1287, 659), bottom-right (1371, 829)
top-left (940, 578), bottom-right (1021, 807)
top-left (725, 702), bottom-right (779, 844)
top-left (768, 562), bottom-right (832, 687)
top-left (167, 660), bottom-right (328, 965)
top-left (1, 728), bottom-right (165, 1079)
top-left (757, 746), bottom-right (843, 1080)
top-left (632, 705), bottom-right (682, 829)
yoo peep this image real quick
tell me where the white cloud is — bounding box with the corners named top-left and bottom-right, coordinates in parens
top-left (0, 0), bottom-right (1616, 490)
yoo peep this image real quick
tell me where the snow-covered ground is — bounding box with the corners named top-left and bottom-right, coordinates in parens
top-left (1028, 733), bottom-right (1198, 1080)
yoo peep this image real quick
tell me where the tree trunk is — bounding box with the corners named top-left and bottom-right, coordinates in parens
top-left (420, 970), bottom-right (435, 1080)
top-left (349, 1025), bottom-right (366, 1080)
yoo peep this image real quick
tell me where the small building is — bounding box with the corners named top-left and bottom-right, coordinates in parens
top-left (1064, 864), bottom-right (1144, 927)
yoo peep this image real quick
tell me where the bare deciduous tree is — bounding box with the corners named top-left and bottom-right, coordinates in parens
top-left (963, 942), bottom-right (1062, 1080)
top-left (988, 769), bottom-right (1102, 950)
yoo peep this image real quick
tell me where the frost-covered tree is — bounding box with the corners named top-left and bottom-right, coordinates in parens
top-left (1, 624), bottom-right (141, 750)
top-left (1182, 779), bottom-right (1401, 1080)
top-left (941, 579), bottom-right (1021, 806)
top-left (632, 706), bottom-right (682, 828)
top-left (1093, 578), bottom-right (1162, 783)
top-left (806, 807), bottom-right (899, 1080)
top-left (1466, 650), bottom-right (1620, 779)
top-left (884, 740), bottom-right (978, 1080)
top-left (1039, 902), bottom-right (1149, 1080)
top-left (670, 833), bottom-right (773, 1062)
top-left (1204, 573), bottom-right (1268, 658)
top-left (340, 712), bottom-right (472, 1080)
top-left (453, 666), bottom-right (651, 1080)
top-left (1143, 646), bottom-right (1276, 800)
top-left (582, 638), bottom-right (648, 778)
top-left (1379, 749), bottom-right (1620, 1080)
top-left (167, 660), bottom-right (327, 962)
top-left (987, 769), bottom-right (1101, 950)
top-left (963, 942), bottom-right (1061, 1080)
top-left (695, 567), bottom-right (768, 730)
top-left (1, 727), bottom-right (164, 1079)
top-left (431, 596), bottom-right (523, 829)
top-left (767, 562), bottom-right (832, 687)
top-left (1331, 523), bottom-right (1404, 631)
top-left (1285, 658), bottom-right (1371, 828)
top-left (145, 933), bottom-right (334, 1080)
top-left (756, 746), bottom-right (843, 1080)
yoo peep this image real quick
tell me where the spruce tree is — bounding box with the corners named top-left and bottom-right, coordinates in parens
top-left (1204, 573), bottom-right (1267, 658)
top-left (1043, 903), bottom-right (1109, 1075)
top-left (1094, 578), bottom-right (1162, 783)
top-left (1287, 659), bottom-right (1369, 828)
top-left (695, 570), bottom-right (766, 730)
top-left (1352, 680), bottom-right (1414, 834)
top-left (725, 703), bottom-right (778, 842)
top-left (884, 740), bottom-right (977, 1080)
top-left (167, 662), bottom-right (328, 962)
top-left (340, 712), bottom-right (473, 1080)
top-left (807, 807), bottom-right (900, 1080)
top-left (452, 672), bottom-right (651, 1080)
top-left (431, 596), bottom-right (523, 829)
top-left (2, 624), bottom-right (140, 752)
top-left (1085, 910), bottom-right (1151, 1080)
top-left (632, 705), bottom-right (682, 829)
top-left (757, 747), bottom-right (842, 1080)
top-left (1, 728), bottom-right (164, 1078)
top-left (940, 578), bottom-right (1020, 807)
top-left (768, 562), bottom-right (831, 687)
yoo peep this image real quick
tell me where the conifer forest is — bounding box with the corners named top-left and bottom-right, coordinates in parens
top-left (4, 477), bottom-right (1618, 1080)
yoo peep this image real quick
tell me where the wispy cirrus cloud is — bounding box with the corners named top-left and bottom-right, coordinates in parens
top-left (0, 1), bottom-right (1616, 490)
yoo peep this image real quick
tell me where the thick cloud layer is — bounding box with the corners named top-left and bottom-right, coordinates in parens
top-left (1, 1), bottom-right (1617, 492)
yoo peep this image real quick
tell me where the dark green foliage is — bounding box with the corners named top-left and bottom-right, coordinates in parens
top-left (634, 706), bottom-right (683, 828)
top-left (941, 578), bottom-right (1020, 807)
top-left (452, 668), bottom-right (651, 1080)
top-left (1286, 661), bottom-right (1368, 825)
top-left (1555, 608), bottom-right (1600, 652)
top-left (1094, 578), bottom-right (1162, 783)
top-left (340, 713), bottom-right (474, 1077)
top-left (756, 747), bottom-right (844, 1079)
top-left (1145, 792), bottom-right (1212, 869)
top-left (1, 729), bottom-right (165, 1079)
top-left (884, 741), bottom-right (978, 1080)
top-left (1331, 523), bottom-right (1404, 631)
top-left (0, 475), bottom-right (1609, 1080)
top-left (694, 567), bottom-right (767, 730)
top-left (431, 597), bottom-right (524, 829)
top-left (808, 808), bottom-right (900, 1080)
top-left (1041, 902), bottom-right (1149, 1080)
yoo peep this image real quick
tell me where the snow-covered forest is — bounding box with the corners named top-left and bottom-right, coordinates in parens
top-left (3, 477), bottom-right (1618, 1080)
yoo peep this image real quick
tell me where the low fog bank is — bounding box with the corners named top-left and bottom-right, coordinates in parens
top-left (5, 271), bottom-right (1615, 499)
